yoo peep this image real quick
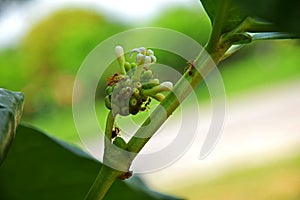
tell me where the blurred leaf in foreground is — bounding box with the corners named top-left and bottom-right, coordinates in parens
top-left (232, 0), bottom-right (300, 35)
top-left (0, 124), bottom-right (180, 200)
top-left (0, 88), bottom-right (24, 165)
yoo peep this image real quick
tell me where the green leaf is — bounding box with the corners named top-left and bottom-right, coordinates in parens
top-left (250, 32), bottom-right (299, 41)
top-left (0, 88), bottom-right (24, 166)
top-left (200, 0), bottom-right (247, 33)
top-left (232, 0), bottom-right (300, 35)
top-left (222, 32), bottom-right (252, 45)
top-left (0, 125), bottom-right (180, 200)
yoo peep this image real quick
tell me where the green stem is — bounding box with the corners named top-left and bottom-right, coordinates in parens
top-left (235, 17), bottom-right (279, 33)
top-left (132, 65), bottom-right (143, 82)
top-left (205, 0), bottom-right (228, 54)
top-left (85, 165), bottom-right (124, 200)
top-left (104, 111), bottom-right (114, 151)
top-left (87, 1), bottom-right (233, 197)
top-left (127, 45), bottom-right (229, 155)
top-left (85, 111), bottom-right (125, 200)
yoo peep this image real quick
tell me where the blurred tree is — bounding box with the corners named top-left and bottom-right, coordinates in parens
top-left (149, 7), bottom-right (211, 73)
top-left (0, 9), bottom-right (126, 116)
top-left (151, 7), bottom-right (211, 45)
top-left (21, 9), bottom-right (126, 114)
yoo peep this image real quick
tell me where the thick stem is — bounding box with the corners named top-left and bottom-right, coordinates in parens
top-left (85, 111), bottom-right (125, 200)
top-left (85, 165), bottom-right (123, 200)
top-left (104, 111), bottom-right (114, 155)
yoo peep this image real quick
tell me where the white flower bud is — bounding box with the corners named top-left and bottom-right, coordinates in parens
top-left (147, 49), bottom-right (154, 56)
top-left (160, 81), bottom-right (173, 90)
top-left (130, 48), bottom-right (140, 58)
top-left (139, 47), bottom-right (146, 55)
top-left (115, 45), bottom-right (124, 58)
top-left (130, 47), bottom-right (156, 66)
top-left (144, 56), bottom-right (151, 65)
top-left (150, 55), bottom-right (156, 63)
top-left (136, 53), bottom-right (144, 64)
top-left (115, 45), bottom-right (126, 74)
top-left (142, 81), bottom-right (173, 97)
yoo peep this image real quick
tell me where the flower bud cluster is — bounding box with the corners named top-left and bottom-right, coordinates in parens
top-left (104, 46), bottom-right (173, 116)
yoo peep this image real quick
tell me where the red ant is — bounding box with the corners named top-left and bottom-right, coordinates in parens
top-left (106, 73), bottom-right (120, 86)
top-left (184, 59), bottom-right (195, 76)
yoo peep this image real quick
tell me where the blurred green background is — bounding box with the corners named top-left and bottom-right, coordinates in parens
top-left (1, 1), bottom-right (300, 199)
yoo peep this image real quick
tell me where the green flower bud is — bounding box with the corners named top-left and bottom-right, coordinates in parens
top-left (133, 88), bottom-right (140, 97)
top-left (134, 82), bottom-right (142, 89)
top-left (152, 81), bottom-right (173, 92)
top-left (153, 93), bottom-right (165, 102)
top-left (142, 82), bottom-right (159, 90)
top-left (143, 70), bottom-right (153, 79)
top-left (105, 86), bottom-right (113, 95)
top-left (149, 78), bottom-right (160, 85)
top-left (113, 137), bottom-right (127, 149)
top-left (124, 62), bottom-right (131, 72)
top-left (105, 95), bottom-right (111, 109)
top-left (106, 47), bottom-right (162, 116)
top-left (131, 62), bottom-right (137, 68)
top-left (143, 81), bottom-right (173, 97)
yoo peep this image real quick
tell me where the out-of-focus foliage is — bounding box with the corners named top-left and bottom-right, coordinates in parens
top-left (0, 7), bottom-right (211, 118)
top-left (150, 7), bottom-right (211, 45)
top-left (21, 9), bottom-right (124, 74)
top-left (1, 6), bottom-right (300, 144)
top-left (233, 0), bottom-right (300, 35)
top-left (0, 9), bottom-right (126, 115)
top-left (148, 7), bottom-right (211, 73)
top-left (1, 6), bottom-right (213, 143)
top-left (0, 124), bottom-right (180, 200)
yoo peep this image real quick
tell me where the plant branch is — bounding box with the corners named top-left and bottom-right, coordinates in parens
top-left (85, 165), bottom-right (123, 200)
top-left (104, 111), bottom-right (114, 154)
top-left (85, 111), bottom-right (125, 200)
top-left (233, 17), bottom-right (279, 33)
top-left (88, 1), bottom-right (233, 197)
top-left (127, 46), bottom-right (230, 156)
top-left (205, 0), bottom-right (229, 54)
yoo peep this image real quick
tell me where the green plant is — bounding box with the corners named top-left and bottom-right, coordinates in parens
top-left (0, 0), bottom-right (299, 199)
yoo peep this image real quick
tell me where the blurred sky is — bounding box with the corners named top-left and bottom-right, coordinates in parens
top-left (0, 0), bottom-right (199, 48)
